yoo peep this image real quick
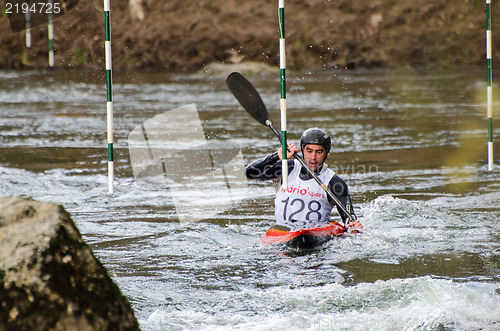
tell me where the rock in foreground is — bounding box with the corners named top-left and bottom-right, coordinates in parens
top-left (0, 196), bottom-right (140, 331)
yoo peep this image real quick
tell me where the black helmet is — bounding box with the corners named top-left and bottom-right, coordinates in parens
top-left (300, 128), bottom-right (331, 154)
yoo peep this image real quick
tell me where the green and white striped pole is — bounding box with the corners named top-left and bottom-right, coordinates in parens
top-left (279, 0), bottom-right (288, 188)
top-left (48, 0), bottom-right (54, 67)
top-left (25, 3), bottom-right (31, 48)
top-left (104, 0), bottom-right (114, 194)
top-left (487, 0), bottom-right (494, 171)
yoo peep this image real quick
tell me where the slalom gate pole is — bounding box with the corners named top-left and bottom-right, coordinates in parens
top-left (25, 6), bottom-right (31, 48)
top-left (104, 0), bottom-right (114, 194)
top-left (487, 0), bottom-right (494, 171)
top-left (48, 0), bottom-right (54, 67)
top-left (279, 0), bottom-right (288, 188)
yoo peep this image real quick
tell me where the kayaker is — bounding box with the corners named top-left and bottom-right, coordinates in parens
top-left (245, 128), bottom-right (363, 232)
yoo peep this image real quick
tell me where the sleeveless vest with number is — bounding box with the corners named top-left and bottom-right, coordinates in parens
top-left (274, 159), bottom-right (335, 230)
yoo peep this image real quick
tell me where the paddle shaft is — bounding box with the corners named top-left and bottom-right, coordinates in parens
top-left (264, 120), bottom-right (355, 222)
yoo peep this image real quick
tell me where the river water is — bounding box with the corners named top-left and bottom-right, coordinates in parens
top-left (1, 67), bottom-right (499, 330)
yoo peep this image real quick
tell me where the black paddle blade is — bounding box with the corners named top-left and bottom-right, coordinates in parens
top-left (226, 72), bottom-right (270, 126)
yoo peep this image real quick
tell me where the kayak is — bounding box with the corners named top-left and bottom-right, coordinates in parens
top-left (261, 222), bottom-right (346, 249)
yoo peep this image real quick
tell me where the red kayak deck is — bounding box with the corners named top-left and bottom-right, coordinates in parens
top-left (261, 222), bottom-right (345, 248)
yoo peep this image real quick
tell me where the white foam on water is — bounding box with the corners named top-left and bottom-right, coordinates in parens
top-left (345, 195), bottom-right (499, 263)
top-left (139, 276), bottom-right (500, 331)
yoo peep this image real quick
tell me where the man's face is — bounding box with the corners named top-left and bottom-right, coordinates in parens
top-left (303, 144), bottom-right (327, 171)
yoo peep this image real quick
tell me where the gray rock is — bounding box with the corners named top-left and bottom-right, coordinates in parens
top-left (0, 196), bottom-right (140, 331)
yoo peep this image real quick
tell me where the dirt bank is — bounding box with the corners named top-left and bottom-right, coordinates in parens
top-left (0, 0), bottom-right (497, 71)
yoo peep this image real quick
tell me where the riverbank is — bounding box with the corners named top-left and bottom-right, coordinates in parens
top-left (0, 0), bottom-right (495, 71)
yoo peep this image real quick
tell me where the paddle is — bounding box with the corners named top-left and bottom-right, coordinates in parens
top-left (226, 72), bottom-right (355, 223)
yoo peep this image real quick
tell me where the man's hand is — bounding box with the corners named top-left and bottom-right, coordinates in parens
top-left (347, 219), bottom-right (363, 233)
top-left (278, 143), bottom-right (298, 160)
